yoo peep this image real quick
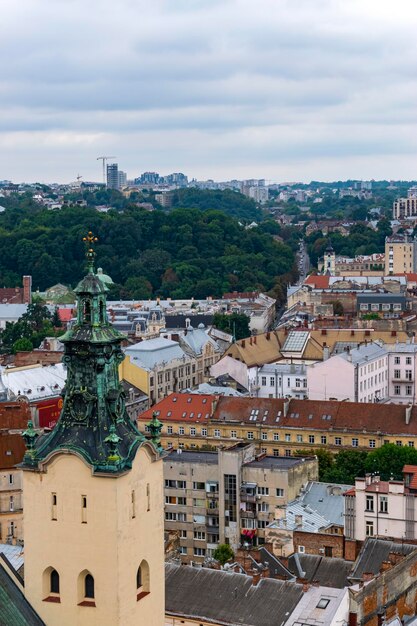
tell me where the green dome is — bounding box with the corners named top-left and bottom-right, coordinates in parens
top-left (96, 267), bottom-right (114, 285)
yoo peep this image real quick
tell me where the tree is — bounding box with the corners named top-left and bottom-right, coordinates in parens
top-left (213, 544), bottom-right (234, 566)
top-left (12, 337), bottom-right (33, 353)
top-left (365, 444), bottom-right (417, 480)
top-left (52, 307), bottom-right (62, 328)
top-left (295, 448), bottom-right (334, 481)
top-left (212, 312), bottom-right (250, 340)
top-left (322, 450), bottom-right (368, 485)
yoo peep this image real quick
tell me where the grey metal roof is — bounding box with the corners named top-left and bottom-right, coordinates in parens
top-left (350, 538), bottom-right (417, 581)
top-left (125, 337), bottom-right (188, 370)
top-left (259, 547), bottom-right (295, 579)
top-left (246, 455), bottom-right (311, 470)
top-left (300, 482), bottom-right (351, 526)
top-left (0, 545), bottom-right (24, 573)
top-left (288, 554), bottom-right (352, 588)
top-left (338, 342), bottom-right (387, 366)
top-left (0, 304), bottom-right (28, 320)
top-left (188, 383), bottom-right (243, 397)
top-left (164, 450), bottom-right (218, 465)
top-left (165, 563), bottom-right (304, 626)
top-left (181, 328), bottom-right (220, 356)
top-left (1, 363), bottom-right (66, 401)
top-left (357, 293), bottom-right (406, 303)
top-left (257, 362), bottom-right (307, 376)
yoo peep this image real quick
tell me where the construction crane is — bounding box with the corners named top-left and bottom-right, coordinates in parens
top-left (76, 174), bottom-right (83, 185)
top-left (96, 156), bottom-right (116, 186)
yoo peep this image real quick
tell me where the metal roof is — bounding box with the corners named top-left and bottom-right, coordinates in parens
top-left (165, 563), bottom-right (304, 626)
top-left (125, 338), bottom-right (189, 370)
top-left (350, 538), bottom-right (417, 581)
top-left (1, 363), bottom-right (66, 401)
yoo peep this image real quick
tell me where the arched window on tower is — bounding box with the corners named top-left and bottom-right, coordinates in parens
top-left (83, 300), bottom-right (91, 323)
top-left (42, 566), bottom-right (60, 603)
top-left (99, 300), bottom-right (105, 323)
top-left (136, 560), bottom-right (150, 601)
top-left (77, 570), bottom-right (96, 607)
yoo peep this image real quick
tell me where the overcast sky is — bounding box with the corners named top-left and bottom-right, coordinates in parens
top-left (1, 0), bottom-right (417, 184)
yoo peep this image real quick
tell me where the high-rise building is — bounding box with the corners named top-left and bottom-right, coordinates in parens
top-left (385, 234), bottom-right (417, 274)
top-left (21, 235), bottom-right (165, 626)
top-left (118, 170), bottom-right (127, 188)
top-left (106, 163), bottom-right (119, 189)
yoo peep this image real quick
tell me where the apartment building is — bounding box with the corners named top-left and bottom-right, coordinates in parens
top-left (0, 400), bottom-right (31, 544)
top-left (163, 443), bottom-right (317, 563)
top-left (248, 363), bottom-right (308, 399)
top-left (345, 466), bottom-right (417, 541)
top-left (139, 394), bottom-right (417, 455)
top-left (386, 234), bottom-right (417, 274)
top-left (307, 342), bottom-right (388, 403)
top-left (393, 195), bottom-right (417, 220)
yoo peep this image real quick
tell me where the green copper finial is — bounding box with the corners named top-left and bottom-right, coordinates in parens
top-left (83, 231), bottom-right (98, 274)
top-left (22, 420), bottom-right (39, 465)
top-left (147, 411), bottom-right (163, 451)
top-left (104, 424), bottom-right (122, 464)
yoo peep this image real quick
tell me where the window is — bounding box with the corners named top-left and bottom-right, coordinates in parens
top-left (395, 356), bottom-right (400, 365)
top-left (194, 547), bottom-right (206, 556)
top-left (321, 435), bottom-right (327, 444)
top-left (406, 357), bottom-right (412, 365)
top-left (261, 377), bottom-right (267, 386)
top-left (257, 487), bottom-right (269, 496)
top-left (180, 529), bottom-right (187, 538)
top-left (309, 435), bottom-right (315, 444)
top-left (261, 432), bottom-right (268, 440)
top-left (50, 569), bottom-right (60, 594)
top-left (167, 426), bottom-right (173, 435)
top-left (247, 432), bottom-right (254, 440)
top-left (380, 496), bottom-right (388, 513)
top-left (369, 439), bottom-right (376, 448)
top-left (366, 521), bottom-right (374, 537)
top-left (298, 545), bottom-right (305, 553)
top-left (137, 561), bottom-right (150, 600)
top-left (285, 434), bottom-right (291, 442)
top-left (273, 449), bottom-right (280, 456)
top-left (276, 488), bottom-right (284, 497)
top-left (81, 495), bottom-right (87, 523)
top-left (406, 370), bottom-right (413, 381)
top-left (190, 427), bottom-right (196, 436)
top-left (317, 598), bottom-right (330, 609)
top-left (51, 492), bottom-right (57, 521)
top-left (179, 546), bottom-right (187, 555)
top-left (394, 385), bottom-right (401, 395)
top-left (231, 430), bottom-right (237, 438)
top-left (396, 440), bottom-right (403, 446)
top-left (8, 474), bottom-right (13, 485)
top-left (214, 429), bottom-right (221, 438)
top-left (285, 449), bottom-right (291, 457)
top-left (296, 434), bottom-right (303, 443)
top-left (352, 438), bottom-right (359, 447)
top-left (335, 437), bottom-right (342, 446)
top-left (202, 428), bottom-right (207, 436)
top-left (194, 531), bottom-right (206, 540)
top-left (193, 482), bottom-right (205, 490)
top-left (257, 502), bottom-right (269, 512)
top-left (394, 369), bottom-right (401, 379)
top-left (366, 495), bottom-right (374, 512)
top-left (273, 433), bottom-right (280, 441)
top-left (270, 377), bottom-right (275, 386)
top-left (409, 441), bottom-right (415, 448)
top-left (406, 385), bottom-right (413, 396)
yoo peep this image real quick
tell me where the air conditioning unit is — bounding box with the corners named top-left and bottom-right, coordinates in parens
top-left (319, 548), bottom-right (325, 554)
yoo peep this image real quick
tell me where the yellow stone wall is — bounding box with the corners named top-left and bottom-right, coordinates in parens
top-left (23, 445), bottom-right (164, 626)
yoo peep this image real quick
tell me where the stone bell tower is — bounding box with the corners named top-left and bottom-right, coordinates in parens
top-left (21, 233), bottom-right (165, 626)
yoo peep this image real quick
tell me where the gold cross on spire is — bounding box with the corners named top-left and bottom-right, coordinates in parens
top-left (83, 231), bottom-right (98, 273)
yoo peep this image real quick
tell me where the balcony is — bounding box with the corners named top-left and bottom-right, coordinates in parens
top-left (207, 507), bottom-right (219, 515)
top-left (240, 510), bottom-right (256, 519)
top-left (392, 377), bottom-right (414, 383)
top-left (206, 491), bottom-right (219, 499)
top-left (240, 492), bottom-right (256, 503)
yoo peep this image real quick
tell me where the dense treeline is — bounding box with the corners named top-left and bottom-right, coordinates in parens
top-left (170, 188), bottom-right (263, 222)
top-left (0, 199), bottom-right (295, 300)
top-left (305, 219), bottom-right (392, 267)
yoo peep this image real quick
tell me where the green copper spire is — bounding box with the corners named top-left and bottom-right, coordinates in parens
top-left (22, 232), bottom-right (149, 474)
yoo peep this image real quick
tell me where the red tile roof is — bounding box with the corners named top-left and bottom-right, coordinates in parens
top-left (403, 465), bottom-right (417, 489)
top-left (139, 394), bottom-right (217, 423)
top-left (58, 308), bottom-right (74, 322)
top-left (140, 394), bottom-right (417, 437)
top-left (304, 275), bottom-right (330, 289)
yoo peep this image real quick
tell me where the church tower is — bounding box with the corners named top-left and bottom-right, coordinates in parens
top-left (21, 233), bottom-right (165, 626)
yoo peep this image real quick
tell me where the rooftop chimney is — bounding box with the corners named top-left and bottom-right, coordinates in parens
top-left (283, 398), bottom-right (290, 417)
top-left (406, 403), bottom-right (413, 425)
top-left (266, 332), bottom-right (270, 340)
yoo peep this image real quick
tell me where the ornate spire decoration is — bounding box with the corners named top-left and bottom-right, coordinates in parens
top-left (147, 412), bottom-right (163, 451)
top-left (21, 232), bottom-right (153, 474)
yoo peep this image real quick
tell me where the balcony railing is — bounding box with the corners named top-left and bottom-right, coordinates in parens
top-left (240, 510), bottom-right (256, 519)
top-left (240, 493), bottom-right (256, 503)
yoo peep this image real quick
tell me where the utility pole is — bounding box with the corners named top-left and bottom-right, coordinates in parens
top-left (96, 156), bottom-right (116, 186)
